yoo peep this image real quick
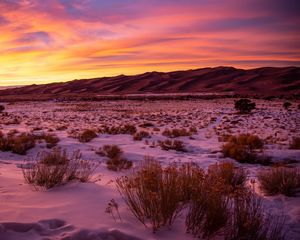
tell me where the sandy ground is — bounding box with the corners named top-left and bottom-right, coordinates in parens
top-left (0, 99), bottom-right (299, 239)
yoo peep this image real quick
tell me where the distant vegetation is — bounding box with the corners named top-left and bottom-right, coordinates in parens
top-left (283, 101), bottom-right (292, 110)
top-left (234, 98), bottom-right (256, 114)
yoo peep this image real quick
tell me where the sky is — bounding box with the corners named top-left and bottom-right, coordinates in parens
top-left (0, 0), bottom-right (299, 86)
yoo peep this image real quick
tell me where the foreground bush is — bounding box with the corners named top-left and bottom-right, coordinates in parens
top-left (186, 173), bottom-right (230, 239)
top-left (222, 134), bottom-right (265, 164)
top-left (117, 159), bottom-right (286, 238)
top-left (208, 161), bottom-right (247, 191)
top-left (22, 148), bottom-right (97, 189)
top-left (186, 174), bottom-right (285, 240)
top-left (226, 190), bottom-right (286, 240)
top-left (0, 132), bottom-right (35, 155)
top-left (234, 99), bottom-right (256, 114)
top-left (116, 157), bottom-right (184, 232)
top-left (0, 105), bottom-right (4, 113)
top-left (258, 167), bottom-right (300, 196)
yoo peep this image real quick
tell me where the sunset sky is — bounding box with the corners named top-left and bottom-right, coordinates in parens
top-left (0, 0), bottom-right (299, 86)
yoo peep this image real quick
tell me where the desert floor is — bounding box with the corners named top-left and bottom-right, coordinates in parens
top-left (0, 99), bottom-right (299, 240)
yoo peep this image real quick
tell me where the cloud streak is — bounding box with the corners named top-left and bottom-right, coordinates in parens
top-left (0, 0), bottom-right (299, 86)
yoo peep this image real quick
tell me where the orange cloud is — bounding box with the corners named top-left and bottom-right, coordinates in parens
top-left (0, 0), bottom-right (299, 86)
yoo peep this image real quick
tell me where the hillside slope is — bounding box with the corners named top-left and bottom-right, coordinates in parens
top-left (1, 66), bottom-right (299, 96)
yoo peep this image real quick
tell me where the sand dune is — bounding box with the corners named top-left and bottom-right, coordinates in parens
top-left (1, 67), bottom-right (299, 97)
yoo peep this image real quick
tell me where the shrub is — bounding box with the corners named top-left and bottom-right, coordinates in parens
top-left (162, 128), bottom-right (191, 138)
top-left (116, 157), bottom-right (184, 232)
top-left (0, 105), bottom-right (4, 113)
top-left (258, 167), bottom-right (300, 196)
top-left (22, 148), bottom-right (97, 189)
top-left (107, 157), bottom-right (133, 171)
top-left (289, 137), bottom-right (300, 149)
top-left (133, 131), bottom-right (150, 141)
top-left (178, 163), bottom-right (205, 202)
top-left (139, 122), bottom-right (154, 128)
top-left (0, 133), bottom-right (36, 155)
top-left (121, 124), bottom-right (137, 135)
top-left (159, 139), bottom-right (186, 152)
top-left (96, 145), bottom-right (123, 159)
top-left (298, 104), bottom-right (300, 110)
top-left (187, 169), bottom-right (285, 240)
top-left (222, 134), bottom-right (265, 164)
top-left (100, 124), bottom-right (137, 135)
top-left (226, 190), bottom-right (286, 240)
top-left (208, 161), bottom-right (247, 191)
top-left (96, 145), bottom-right (132, 171)
top-left (116, 160), bottom-right (286, 238)
top-left (11, 133), bottom-right (36, 155)
top-left (41, 133), bottom-right (60, 148)
top-left (283, 102), bottom-right (292, 110)
top-left (234, 99), bottom-right (256, 114)
top-left (78, 129), bottom-right (97, 142)
top-left (186, 174), bottom-right (230, 239)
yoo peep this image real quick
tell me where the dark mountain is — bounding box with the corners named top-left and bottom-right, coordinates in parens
top-left (1, 66), bottom-right (299, 97)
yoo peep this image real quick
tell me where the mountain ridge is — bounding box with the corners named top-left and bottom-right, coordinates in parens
top-left (1, 66), bottom-right (299, 97)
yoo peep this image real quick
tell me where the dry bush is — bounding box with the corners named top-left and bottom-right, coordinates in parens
top-left (107, 157), bottom-right (133, 171)
top-left (186, 172), bottom-right (230, 239)
top-left (178, 163), bottom-right (205, 202)
top-left (133, 131), bottom-right (150, 141)
top-left (22, 148), bottom-right (97, 189)
top-left (222, 134), bottom-right (265, 164)
top-left (226, 190), bottom-right (286, 240)
top-left (116, 157), bottom-right (184, 232)
top-left (258, 167), bottom-right (300, 196)
top-left (283, 102), bottom-right (292, 110)
top-left (289, 137), bottom-right (300, 149)
top-left (34, 133), bottom-right (59, 148)
top-left (186, 171), bottom-right (286, 240)
top-left (234, 98), bottom-right (256, 114)
top-left (162, 128), bottom-right (191, 138)
top-left (116, 159), bottom-right (286, 238)
top-left (43, 134), bottom-right (60, 148)
top-left (0, 132), bottom-right (35, 155)
top-left (121, 124), bottom-right (137, 134)
top-left (228, 134), bottom-right (264, 150)
top-left (78, 129), bottom-right (97, 142)
top-left (189, 126), bottom-right (198, 134)
top-left (100, 124), bottom-right (137, 135)
top-left (139, 122), bottom-right (154, 128)
top-left (159, 139), bottom-right (186, 152)
top-left (208, 161), bottom-right (247, 191)
top-left (96, 145), bottom-right (132, 171)
top-left (96, 145), bottom-right (123, 159)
